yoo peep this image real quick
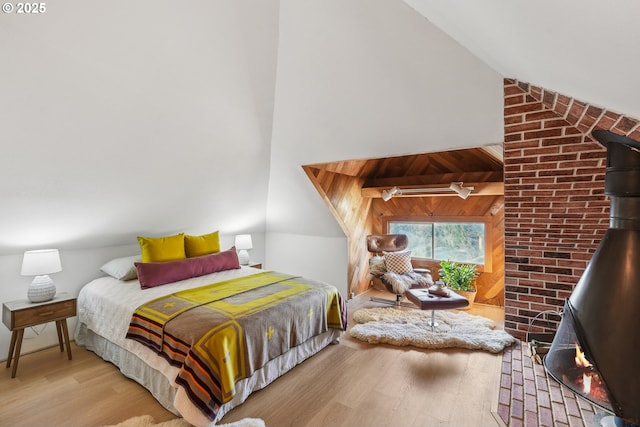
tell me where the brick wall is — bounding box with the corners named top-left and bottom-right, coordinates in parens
top-left (503, 79), bottom-right (640, 340)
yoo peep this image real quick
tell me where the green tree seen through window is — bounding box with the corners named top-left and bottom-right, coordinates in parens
top-left (389, 221), bottom-right (484, 265)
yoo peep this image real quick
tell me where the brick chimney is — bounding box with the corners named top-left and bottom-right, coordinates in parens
top-left (502, 79), bottom-right (640, 340)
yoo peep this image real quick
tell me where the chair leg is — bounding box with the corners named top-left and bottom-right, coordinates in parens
top-left (370, 295), bottom-right (416, 308)
top-left (370, 296), bottom-right (398, 306)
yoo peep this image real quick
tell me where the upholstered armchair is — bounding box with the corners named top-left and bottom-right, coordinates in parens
top-left (367, 234), bottom-right (433, 306)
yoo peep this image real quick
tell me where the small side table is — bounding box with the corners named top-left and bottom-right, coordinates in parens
top-left (2, 292), bottom-right (77, 378)
top-left (405, 287), bottom-right (469, 330)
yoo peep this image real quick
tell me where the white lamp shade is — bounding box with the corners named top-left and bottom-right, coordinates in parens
top-left (21, 249), bottom-right (62, 276)
top-left (234, 234), bottom-right (253, 250)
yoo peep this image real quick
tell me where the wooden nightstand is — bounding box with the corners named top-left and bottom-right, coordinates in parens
top-left (2, 292), bottom-right (76, 378)
top-left (249, 263), bottom-right (262, 269)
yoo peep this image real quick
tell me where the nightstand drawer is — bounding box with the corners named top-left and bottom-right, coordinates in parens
top-left (10, 299), bottom-right (76, 329)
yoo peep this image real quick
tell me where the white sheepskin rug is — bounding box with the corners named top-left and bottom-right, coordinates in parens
top-left (350, 307), bottom-right (516, 353)
top-left (102, 415), bottom-right (265, 427)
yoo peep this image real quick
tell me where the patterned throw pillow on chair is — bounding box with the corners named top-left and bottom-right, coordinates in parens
top-left (383, 250), bottom-right (413, 274)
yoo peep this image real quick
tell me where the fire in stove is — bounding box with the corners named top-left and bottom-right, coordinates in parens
top-left (557, 342), bottom-right (611, 408)
top-left (575, 343), bottom-right (594, 395)
top-left (546, 333), bottom-right (612, 412)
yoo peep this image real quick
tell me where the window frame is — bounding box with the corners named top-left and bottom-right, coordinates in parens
top-left (382, 215), bottom-right (493, 273)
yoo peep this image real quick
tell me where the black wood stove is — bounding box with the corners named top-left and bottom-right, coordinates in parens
top-left (544, 130), bottom-right (640, 427)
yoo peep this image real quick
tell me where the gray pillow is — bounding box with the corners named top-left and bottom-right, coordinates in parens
top-left (369, 255), bottom-right (386, 274)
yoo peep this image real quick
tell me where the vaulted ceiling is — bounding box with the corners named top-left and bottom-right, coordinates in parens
top-left (301, 0), bottom-right (640, 199)
top-left (3, 0), bottom-right (638, 255)
top-left (404, 0), bottom-right (640, 119)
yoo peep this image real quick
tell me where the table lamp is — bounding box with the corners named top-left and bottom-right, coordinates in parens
top-left (234, 234), bottom-right (253, 265)
top-left (21, 249), bottom-right (62, 303)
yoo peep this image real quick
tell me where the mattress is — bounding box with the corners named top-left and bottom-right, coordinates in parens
top-left (74, 266), bottom-right (343, 426)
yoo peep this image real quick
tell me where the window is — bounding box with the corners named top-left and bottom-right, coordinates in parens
top-left (384, 216), bottom-right (491, 271)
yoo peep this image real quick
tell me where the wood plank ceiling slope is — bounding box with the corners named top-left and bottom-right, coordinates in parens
top-left (303, 146), bottom-right (505, 304)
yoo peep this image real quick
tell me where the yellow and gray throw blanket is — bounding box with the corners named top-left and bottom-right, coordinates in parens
top-left (126, 271), bottom-right (347, 420)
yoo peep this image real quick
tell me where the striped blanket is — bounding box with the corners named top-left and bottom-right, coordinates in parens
top-left (126, 271), bottom-right (346, 420)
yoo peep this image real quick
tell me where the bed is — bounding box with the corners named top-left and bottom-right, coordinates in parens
top-left (74, 251), bottom-right (347, 427)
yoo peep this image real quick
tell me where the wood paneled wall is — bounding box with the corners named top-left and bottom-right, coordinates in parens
top-left (303, 163), bottom-right (505, 306)
top-left (303, 166), bottom-right (373, 299)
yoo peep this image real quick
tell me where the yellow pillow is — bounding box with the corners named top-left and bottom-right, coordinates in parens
top-left (184, 231), bottom-right (220, 257)
top-left (137, 233), bottom-right (186, 263)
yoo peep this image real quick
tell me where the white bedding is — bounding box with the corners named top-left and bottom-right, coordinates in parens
top-left (77, 266), bottom-right (263, 383)
top-left (74, 266), bottom-right (342, 426)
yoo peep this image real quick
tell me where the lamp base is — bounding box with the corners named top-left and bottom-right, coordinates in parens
top-left (28, 275), bottom-right (56, 303)
top-left (238, 249), bottom-right (250, 266)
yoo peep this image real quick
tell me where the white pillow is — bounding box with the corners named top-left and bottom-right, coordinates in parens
top-left (100, 255), bottom-right (141, 281)
top-left (383, 251), bottom-right (413, 274)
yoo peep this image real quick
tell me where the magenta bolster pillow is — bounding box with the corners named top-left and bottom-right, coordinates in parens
top-left (135, 246), bottom-right (240, 289)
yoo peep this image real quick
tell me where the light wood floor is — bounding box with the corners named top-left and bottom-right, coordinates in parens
top-left (0, 290), bottom-right (506, 427)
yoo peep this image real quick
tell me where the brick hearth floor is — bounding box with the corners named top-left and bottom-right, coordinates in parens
top-left (497, 341), bottom-right (611, 427)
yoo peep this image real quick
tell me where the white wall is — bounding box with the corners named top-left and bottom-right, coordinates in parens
top-left (0, 0), bottom-right (277, 359)
top-left (265, 233), bottom-right (348, 298)
top-left (0, 0), bottom-right (278, 255)
top-left (265, 0), bottom-right (504, 282)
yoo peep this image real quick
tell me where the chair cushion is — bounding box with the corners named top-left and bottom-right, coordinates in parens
top-left (367, 234), bottom-right (408, 253)
top-left (383, 250), bottom-right (413, 274)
